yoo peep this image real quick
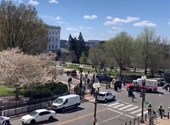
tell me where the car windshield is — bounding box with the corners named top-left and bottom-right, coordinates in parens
top-left (54, 98), bottom-right (63, 104)
top-left (98, 93), bottom-right (105, 96)
top-left (0, 117), bottom-right (4, 121)
top-left (29, 111), bottom-right (38, 116)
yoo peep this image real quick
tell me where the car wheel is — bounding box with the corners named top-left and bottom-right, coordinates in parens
top-left (30, 120), bottom-right (36, 125)
top-left (104, 98), bottom-right (108, 103)
top-left (112, 96), bottom-right (115, 101)
top-left (5, 120), bottom-right (10, 125)
top-left (49, 116), bottom-right (54, 121)
top-left (75, 104), bottom-right (79, 108)
top-left (147, 89), bottom-right (153, 93)
top-left (62, 108), bottom-right (65, 112)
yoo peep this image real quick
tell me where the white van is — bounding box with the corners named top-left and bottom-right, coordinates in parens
top-left (52, 94), bottom-right (80, 112)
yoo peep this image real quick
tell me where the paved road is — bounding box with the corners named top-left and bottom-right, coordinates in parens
top-left (11, 101), bottom-right (134, 125)
top-left (57, 73), bottom-right (170, 112)
top-left (10, 73), bottom-right (169, 125)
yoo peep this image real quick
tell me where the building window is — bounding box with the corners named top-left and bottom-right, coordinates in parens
top-left (52, 45), bottom-right (54, 48)
top-left (48, 37), bottom-right (51, 42)
top-left (49, 45), bottom-right (50, 48)
top-left (55, 45), bottom-right (57, 48)
top-left (52, 38), bottom-right (54, 41)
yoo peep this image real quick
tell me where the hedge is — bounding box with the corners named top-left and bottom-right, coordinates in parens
top-left (22, 82), bottom-right (68, 99)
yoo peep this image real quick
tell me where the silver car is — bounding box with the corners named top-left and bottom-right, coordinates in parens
top-left (0, 116), bottom-right (10, 125)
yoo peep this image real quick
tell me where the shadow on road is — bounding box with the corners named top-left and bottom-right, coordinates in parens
top-left (146, 91), bottom-right (164, 95)
top-left (56, 107), bottom-right (85, 114)
top-left (35, 119), bottom-right (58, 125)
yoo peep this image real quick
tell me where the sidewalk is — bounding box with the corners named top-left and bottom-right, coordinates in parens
top-left (140, 118), bottom-right (170, 125)
top-left (82, 94), bottom-right (94, 102)
top-left (156, 118), bottom-right (170, 125)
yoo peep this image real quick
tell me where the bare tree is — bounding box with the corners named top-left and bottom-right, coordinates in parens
top-left (133, 28), bottom-right (168, 76)
top-left (0, 0), bottom-right (48, 54)
top-left (88, 46), bottom-right (105, 73)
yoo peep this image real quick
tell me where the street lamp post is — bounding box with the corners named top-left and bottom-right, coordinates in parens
top-left (140, 75), bottom-right (146, 123)
top-left (93, 82), bottom-right (101, 125)
top-left (79, 65), bottom-right (83, 99)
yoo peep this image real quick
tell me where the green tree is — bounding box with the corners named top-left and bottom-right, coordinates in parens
top-left (0, 0), bottom-right (47, 54)
top-left (80, 52), bottom-right (87, 64)
top-left (105, 32), bottom-right (133, 77)
top-left (68, 32), bottom-right (88, 63)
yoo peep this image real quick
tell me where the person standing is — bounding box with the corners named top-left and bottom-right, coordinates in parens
top-left (68, 77), bottom-right (72, 93)
top-left (147, 103), bottom-right (152, 116)
top-left (158, 104), bottom-right (163, 119)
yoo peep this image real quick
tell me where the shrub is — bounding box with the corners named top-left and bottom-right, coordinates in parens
top-left (52, 82), bottom-right (68, 95)
top-left (21, 90), bottom-right (31, 97)
top-left (30, 88), bottom-right (52, 99)
top-left (22, 82), bottom-right (68, 98)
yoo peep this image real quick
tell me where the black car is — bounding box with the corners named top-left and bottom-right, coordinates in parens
top-left (96, 75), bottom-right (113, 83)
top-left (162, 83), bottom-right (170, 91)
top-left (66, 70), bottom-right (77, 77)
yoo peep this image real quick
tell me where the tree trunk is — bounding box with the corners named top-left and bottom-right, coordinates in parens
top-left (134, 67), bottom-right (136, 73)
top-left (119, 66), bottom-right (122, 77)
top-left (15, 87), bottom-right (20, 100)
top-left (150, 68), bottom-right (155, 77)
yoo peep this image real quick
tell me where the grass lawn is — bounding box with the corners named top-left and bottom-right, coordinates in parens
top-left (0, 86), bottom-right (14, 97)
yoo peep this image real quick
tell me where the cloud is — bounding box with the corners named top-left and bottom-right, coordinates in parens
top-left (66, 26), bottom-right (93, 32)
top-left (112, 27), bottom-right (123, 30)
top-left (104, 16), bottom-right (140, 25)
top-left (106, 16), bottom-right (113, 20)
top-left (39, 15), bottom-right (64, 24)
top-left (29, 0), bottom-right (39, 6)
top-left (66, 27), bottom-right (79, 32)
top-left (56, 16), bottom-right (61, 20)
top-left (168, 19), bottom-right (170, 25)
top-left (49, 0), bottom-right (59, 4)
top-left (133, 21), bottom-right (157, 27)
top-left (13, 0), bottom-right (23, 3)
top-left (83, 15), bottom-right (98, 20)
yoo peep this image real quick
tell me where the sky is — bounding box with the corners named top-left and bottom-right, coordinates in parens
top-left (10, 0), bottom-right (170, 41)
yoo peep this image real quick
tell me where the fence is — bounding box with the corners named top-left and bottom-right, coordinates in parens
top-left (0, 95), bottom-right (58, 111)
top-left (0, 94), bottom-right (69, 117)
top-left (1, 101), bottom-right (52, 117)
top-left (121, 111), bottom-right (170, 125)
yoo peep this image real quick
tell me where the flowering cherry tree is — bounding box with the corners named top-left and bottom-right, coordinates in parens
top-left (0, 48), bottom-right (60, 100)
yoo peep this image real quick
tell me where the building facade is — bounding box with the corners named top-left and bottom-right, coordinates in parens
top-left (47, 26), bottom-right (61, 53)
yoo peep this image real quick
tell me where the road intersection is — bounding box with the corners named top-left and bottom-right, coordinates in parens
top-left (9, 74), bottom-right (170, 125)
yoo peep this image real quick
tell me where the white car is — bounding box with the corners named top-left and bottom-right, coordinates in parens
top-left (21, 109), bottom-right (56, 125)
top-left (97, 91), bottom-right (116, 102)
top-left (0, 116), bottom-right (10, 125)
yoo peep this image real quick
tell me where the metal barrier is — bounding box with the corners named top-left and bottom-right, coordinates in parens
top-left (123, 117), bottom-right (140, 125)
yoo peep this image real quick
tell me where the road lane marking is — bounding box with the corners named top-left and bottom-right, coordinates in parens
top-left (108, 102), bottom-right (119, 107)
top-left (130, 109), bottom-right (142, 114)
top-left (107, 108), bottom-right (134, 118)
top-left (56, 108), bottom-right (107, 125)
top-left (136, 110), bottom-right (148, 117)
top-left (119, 104), bottom-right (133, 110)
top-left (125, 106), bottom-right (138, 111)
top-left (112, 104), bottom-right (125, 108)
top-left (96, 115), bottom-right (122, 125)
